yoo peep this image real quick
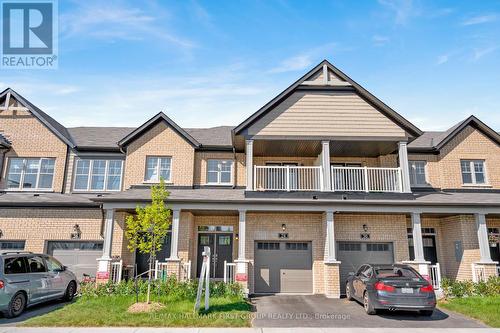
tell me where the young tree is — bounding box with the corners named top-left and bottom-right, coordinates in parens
top-left (126, 178), bottom-right (171, 303)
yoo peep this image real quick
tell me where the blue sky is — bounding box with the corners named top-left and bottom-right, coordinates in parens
top-left (1, 0), bottom-right (500, 131)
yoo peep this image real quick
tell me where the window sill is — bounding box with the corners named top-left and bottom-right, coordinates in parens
top-left (461, 184), bottom-right (492, 188)
top-left (142, 181), bottom-right (173, 185)
top-left (203, 183), bottom-right (233, 186)
top-left (72, 190), bottom-right (121, 193)
top-left (3, 189), bottom-right (54, 193)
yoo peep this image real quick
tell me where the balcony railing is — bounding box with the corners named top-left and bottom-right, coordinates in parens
top-left (331, 166), bottom-right (402, 193)
top-left (253, 165), bottom-right (403, 193)
top-left (254, 165), bottom-right (322, 191)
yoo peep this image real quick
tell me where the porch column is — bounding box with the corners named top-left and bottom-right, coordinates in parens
top-left (411, 213), bottom-right (425, 262)
top-left (246, 139), bottom-right (254, 191)
top-left (97, 209), bottom-right (114, 280)
top-left (398, 141), bottom-right (411, 193)
top-left (321, 141), bottom-right (331, 191)
top-left (169, 209), bottom-right (180, 260)
top-left (325, 210), bottom-right (336, 261)
top-left (475, 213), bottom-right (493, 263)
top-left (238, 209), bottom-right (246, 260)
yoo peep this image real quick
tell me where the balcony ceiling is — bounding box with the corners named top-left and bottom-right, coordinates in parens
top-left (252, 139), bottom-right (398, 157)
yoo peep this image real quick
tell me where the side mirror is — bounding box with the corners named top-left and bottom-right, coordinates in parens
top-left (62, 265), bottom-right (67, 271)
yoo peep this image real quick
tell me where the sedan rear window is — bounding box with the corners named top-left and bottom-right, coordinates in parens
top-left (4, 257), bottom-right (28, 274)
top-left (374, 267), bottom-right (419, 279)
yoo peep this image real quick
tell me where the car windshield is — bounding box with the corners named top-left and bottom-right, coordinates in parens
top-left (374, 266), bottom-right (420, 279)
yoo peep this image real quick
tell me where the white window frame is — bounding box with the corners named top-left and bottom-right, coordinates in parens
top-left (460, 159), bottom-right (488, 186)
top-left (72, 159), bottom-right (123, 192)
top-left (408, 160), bottom-right (428, 187)
top-left (5, 157), bottom-right (55, 191)
top-left (205, 159), bottom-right (233, 185)
top-left (144, 156), bottom-right (172, 183)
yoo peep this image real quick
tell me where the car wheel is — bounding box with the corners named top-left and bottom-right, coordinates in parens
top-left (5, 292), bottom-right (26, 318)
top-left (363, 292), bottom-right (376, 315)
top-left (420, 310), bottom-right (434, 317)
top-left (346, 283), bottom-right (354, 301)
top-left (64, 281), bottom-right (77, 301)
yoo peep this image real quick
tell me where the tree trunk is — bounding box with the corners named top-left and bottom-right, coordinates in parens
top-left (147, 258), bottom-right (152, 304)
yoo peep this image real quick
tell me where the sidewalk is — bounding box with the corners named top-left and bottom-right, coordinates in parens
top-left (0, 328), bottom-right (498, 333)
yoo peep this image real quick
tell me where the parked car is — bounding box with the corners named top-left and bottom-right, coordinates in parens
top-left (0, 251), bottom-right (78, 318)
top-left (345, 263), bottom-right (436, 316)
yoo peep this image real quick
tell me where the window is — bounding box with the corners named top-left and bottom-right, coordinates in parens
top-left (257, 242), bottom-right (280, 250)
top-left (285, 242), bottom-right (308, 250)
top-left (218, 235), bottom-right (231, 246)
top-left (0, 241), bottom-right (25, 250)
top-left (207, 160), bottom-right (233, 185)
top-left (45, 256), bottom-right (64, 272)
top-left (145, 157), bottom-right (172, 182)
top-left (4, 257), bottom-right (28, 274)
top-left (73, 159), bottom-right (123, 191)
top-left (339, 242), bottom-right (361, 251)
top-left (374, 266), bottom-right (419, 279)
top-left (366, 243), bottom-right (389, 252)
top-left (409, 161), bottom-right (427, 186)
top-left (27, 256), bottom-right (47, 273)
top-left (46, 241), bottom-right (103, 255)
top-left (7, 158), bottom-right (55, 190)
top-left (461, 160), bottom-right (486, 185)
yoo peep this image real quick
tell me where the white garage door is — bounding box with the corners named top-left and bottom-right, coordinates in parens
top-left (48, 241), bottom-right (103, 280)
top-left (337, 242), bottom-right (394, 294)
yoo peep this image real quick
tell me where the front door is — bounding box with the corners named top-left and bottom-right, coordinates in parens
top-left (408, 235), bottom-right (438, 264)
top-left (197, 233), bottom-right (233, 278)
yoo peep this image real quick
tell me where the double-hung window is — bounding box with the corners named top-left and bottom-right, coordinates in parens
top-left (73, 159), bottom-right (123, 191)
top-left (207, 159), bottom-right (233, 185)
top-left (7, 158), bottom-right (55, 190)
top-left (145, 157), bottom-right (172, 182)
top-left (460, 160), bottom-right (486, 185)
top-left (408, 160), bottom-right (427, 186)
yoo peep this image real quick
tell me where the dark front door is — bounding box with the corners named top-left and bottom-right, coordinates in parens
top-left (490, 243), bottom-right (500, 263)
top-left (197, 233), bottom-right (233, 278)
top-left (136, 233), bottom-right (171, 276)
top-left (408, 235), bottom-right (438, 264)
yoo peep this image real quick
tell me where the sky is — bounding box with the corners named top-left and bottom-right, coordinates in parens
top-left (1, 0), bottom-right (500, 131)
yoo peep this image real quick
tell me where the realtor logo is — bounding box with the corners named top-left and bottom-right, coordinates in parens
top-left (1, 0), bottom-right (58, 68)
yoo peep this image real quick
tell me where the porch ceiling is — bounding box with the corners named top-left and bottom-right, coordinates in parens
top-left (330, 140), bottom-right (398, 157)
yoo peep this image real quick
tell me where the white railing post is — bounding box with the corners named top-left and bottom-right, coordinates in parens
top-left (246, 140), bottom-right (254, 191)
top-left (253, 165), bottom-right (257, 190)
top-left (224, 260), bottom-right (227, 283)
top-left (286, 165), bottom-right (290, 191)
top-left (363, 166), bottom-right (369, 192)
top-left (154, 260), bottom-right (159, 280)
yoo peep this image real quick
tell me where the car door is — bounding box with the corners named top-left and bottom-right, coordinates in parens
top-left (26, 255), bottom-right (50, 302)
top-left (44, 256), bottom-right (66, 297)
top-left (357, 266), bottom-right (373, 298)
top-left (352, 265), bottom-right (366, 299)
top-left (3, 256), bottom-right (31, 298)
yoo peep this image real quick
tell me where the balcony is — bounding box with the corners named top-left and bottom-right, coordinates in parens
top-left (253, 165), bottom-right (403, 193)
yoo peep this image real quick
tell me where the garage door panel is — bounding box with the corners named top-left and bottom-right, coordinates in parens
top-left (337, 242), bottom-right (394, 295)
top-left (48, 241), bottom-right (103, 281)
top-left (254, 241), bottom-right (312, 294)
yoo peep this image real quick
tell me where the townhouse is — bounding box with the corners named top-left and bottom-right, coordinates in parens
top-left (0, 60), bottom-right (499, 298)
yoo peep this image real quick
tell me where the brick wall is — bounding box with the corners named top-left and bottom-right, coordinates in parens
top-left (123, 122), bottom-right (195, 189)
top-left (0, 111), bottom-right (68, 192)
top-left (0, 208), bottom-right (103, 252)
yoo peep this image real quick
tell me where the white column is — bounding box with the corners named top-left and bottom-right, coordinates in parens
top-left (326, 210), bottom-right (336, 262)
top-left (475, 213), bottom-right (493, 263)
top-left (411, 212), bottom-right (425, 262)
top-left (321, 141), bottom-right (331, 191)
top-left (398, 141), bottom-right (411, 193)
top-left (238, 210), bottom-right (246, 260)
top-left (169, 209), bottom-right (180, 260)
top-left (98, 209), bottom-right (114, 272)
top-left (245, 140), bottom-right (254, 191)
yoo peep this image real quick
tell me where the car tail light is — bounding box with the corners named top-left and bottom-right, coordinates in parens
top-left (0, 280), bottom-right (4, 289)
top-left (374, 281), bottom-right (395, 292)
top-left (420, 284), bottom-right (434, 292)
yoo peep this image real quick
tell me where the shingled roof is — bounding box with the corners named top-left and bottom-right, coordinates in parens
top-left (0, 133), bottom-right (11, 148)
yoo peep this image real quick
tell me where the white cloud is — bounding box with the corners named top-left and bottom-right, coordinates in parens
top-left (372, 35), bottom-right (390, 46)
top-left (461, 14), bottom-right (498, 26)
top-left (436, 54), bottom-right (449, 65)
top-left (378, 0), bottom-right (416, 25)
top-left (269, 55), bottom-right (314, 73)
top-left (472, 46), bottom-right (498, 61)
top-left (60, 1), bottom-right (194, 48)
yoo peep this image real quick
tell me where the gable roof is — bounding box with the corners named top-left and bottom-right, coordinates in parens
top-left (233, 59), bottom-right (423, 138)
top-left (408, 116), bottom-right (500, 152)
top-left (0, 88), bottom-right (75, 148)
top-left (118, 112), bottom-right (201, 148)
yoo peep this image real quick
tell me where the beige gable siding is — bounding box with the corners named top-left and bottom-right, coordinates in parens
top-left (409, 127), bottom-right (500, 189)
top-left (123, 122), bottom-right (195, 189)
top-left (307, 68), bottom-right (346, 85)
top-left (247, 91), bottom-right (406, 138)
top-left (0, 109), bottom-right (68, 192)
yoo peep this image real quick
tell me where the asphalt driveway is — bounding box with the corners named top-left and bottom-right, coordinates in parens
top-left (251, 295), bottom-right (487, 328)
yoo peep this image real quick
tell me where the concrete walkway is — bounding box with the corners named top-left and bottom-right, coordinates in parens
top-left (0, 328), bottom-right (498, 333)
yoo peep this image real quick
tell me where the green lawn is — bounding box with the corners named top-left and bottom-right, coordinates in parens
top-left (439, 296), bottom-right (500, 328)
top-left (22, 294), bottom-right (252, 327)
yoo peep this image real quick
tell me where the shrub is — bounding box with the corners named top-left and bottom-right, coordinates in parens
top-left (80, 276), bottom-right (244, 300)
top-left (442, 276), bottom-right (500, 299)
